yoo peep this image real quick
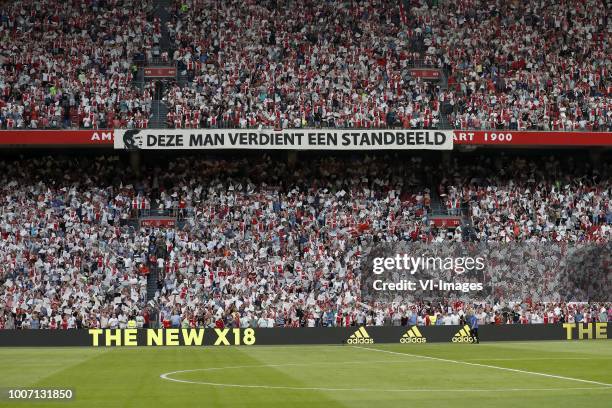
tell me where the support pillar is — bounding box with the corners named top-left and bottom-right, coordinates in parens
top-left (130, 151), bottom-right (141, 177)
top-left (287, 151), bottom-right (297, 169)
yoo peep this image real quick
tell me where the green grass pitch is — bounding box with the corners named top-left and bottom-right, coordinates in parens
top-left (0, 341), bottom-right (610, 407)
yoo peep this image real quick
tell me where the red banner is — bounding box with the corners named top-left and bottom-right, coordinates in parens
top-left (140, 218), bottom-right (177, 227)
top-left (144, 67), bottom-right (177, 77)
top-left (0, 130), bottom-right (114, 145)
top-left (408, 68), bottom-right (441, 80)
top-left (430, 216), bottom-right (462, 228)
top-left (0, 129), bottom-right (610, 147)
top-left (453, 130), bottom-right (612, 146)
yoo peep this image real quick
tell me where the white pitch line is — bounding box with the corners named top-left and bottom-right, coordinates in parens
top-left (352, 346), bottom-right (612, 388)
top-left (159, 364), bottom-right (610, 393)
top-left (464, 357), bottom-right (610, 362)
top-left (162, 359), bottom-right (424, 374)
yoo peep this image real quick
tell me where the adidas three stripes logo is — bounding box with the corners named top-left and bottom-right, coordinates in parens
top-left (452, 325), bottom-right (476, 343)
top-left (400, 326), bottom-right (427, 343)
top-left (346, 327), bottom-right (374, 344)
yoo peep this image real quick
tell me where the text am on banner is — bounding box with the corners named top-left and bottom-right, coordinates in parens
top-left (114, 129), bottom-right (454, 151)
top-left (0, 130), bottom-right (114, 146)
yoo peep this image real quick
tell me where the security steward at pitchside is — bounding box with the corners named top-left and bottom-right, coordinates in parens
top-left (468, 312), bottom-right (479, 344)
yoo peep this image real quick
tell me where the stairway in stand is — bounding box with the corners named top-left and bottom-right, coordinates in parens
top-left (149, 100), bottom-right (169, 129)
top-left (146, 264), bottom-right (159, 303)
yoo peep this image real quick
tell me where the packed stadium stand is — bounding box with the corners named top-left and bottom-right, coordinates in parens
top-left (1, 0), bottom-right (610, 130)
top-left (1, 4), bottom-right (611, 408)
top-left (164, 0), bottom-right (612, 131)
top-left (0, 0), bottom-right (155, 129)
top-left (0, 150), bottom-right (609, 329)
top-left (0, 0), bottom-right (610, 330)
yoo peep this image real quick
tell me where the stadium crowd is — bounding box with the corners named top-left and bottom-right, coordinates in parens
top-left (0, 152), bottom-right (609, 329)
top-left (162, 0), bottom-right (611, 131)
top-left (164, 0), bottom-right (444, 129)
top-left (0, 0), bottom-right (609, 131)
top-left (439, 154), bottom-right (612, 241)
top-left (412, 0), bottom-right (612, 131)
top-left (0, 0), bottom-right (155, 130)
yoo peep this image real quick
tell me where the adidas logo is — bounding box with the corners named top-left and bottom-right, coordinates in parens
top-left (400, 326), bottom-right (427, 343)
top-left (452, 324), bottom-right (476, 343)
top-left (346, 327), bottom-right (374, 344)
